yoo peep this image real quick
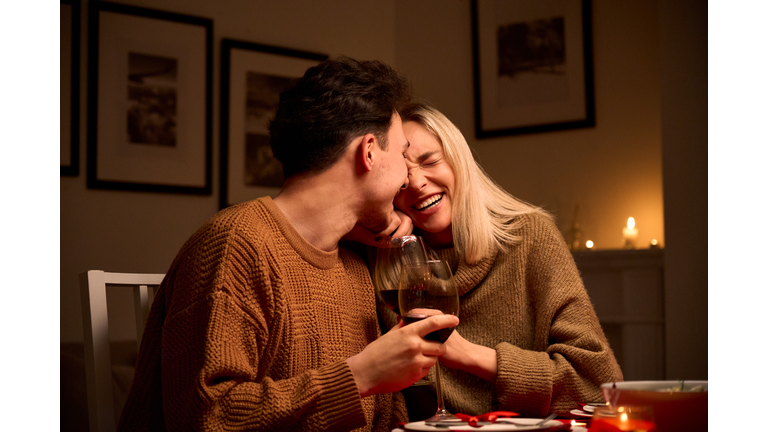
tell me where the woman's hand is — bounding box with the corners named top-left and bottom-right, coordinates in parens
top-left (440, 330), bottom-right (499, 383)
top-left (341, 209), bottom-right (414, 247)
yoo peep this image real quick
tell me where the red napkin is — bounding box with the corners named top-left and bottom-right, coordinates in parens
top-left (454, 411), bottom-right (519, 427)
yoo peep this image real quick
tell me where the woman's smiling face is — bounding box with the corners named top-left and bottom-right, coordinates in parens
top-left (394, 121), bottom-right (456, 246)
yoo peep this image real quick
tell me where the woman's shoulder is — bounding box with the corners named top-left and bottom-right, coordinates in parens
top-left (514, 210), bottom-right (559, 237)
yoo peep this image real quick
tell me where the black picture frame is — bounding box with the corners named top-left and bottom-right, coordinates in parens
top-left (61, 0), bottom-right (80, 176)
top-left (471, 0), bottom-right (595, 138)
top-left (220, 39), bottom-right (327, 209)
top-left (87, 1), bottom-right (213, 194)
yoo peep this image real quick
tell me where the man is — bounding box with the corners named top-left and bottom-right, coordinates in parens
top-left (118, 57), bottom-right (458, 431)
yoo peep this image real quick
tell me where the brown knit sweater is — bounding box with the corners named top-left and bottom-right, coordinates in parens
top-left (380, 212), bottom-right (623, 418)
top-left (119, 197), bottom-right (407, 431)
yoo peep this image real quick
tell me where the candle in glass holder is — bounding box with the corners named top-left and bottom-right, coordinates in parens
top-left (591, 406), bottom-right (655, 432)
top-left (622, 217), bottom-right (638, 249)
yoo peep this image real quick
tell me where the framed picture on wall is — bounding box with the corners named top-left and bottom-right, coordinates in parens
top-left (220, 39), bottom-right (327, 209)
top-left (87, 1), bottom-right (213, 194)
top-left (61, 0), bottom-right (80, 176)
top-left (471, 0), bottom-right (595, 138)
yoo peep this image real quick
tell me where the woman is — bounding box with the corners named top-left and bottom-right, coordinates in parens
top-left (373, 102), bottom-right (623, 419)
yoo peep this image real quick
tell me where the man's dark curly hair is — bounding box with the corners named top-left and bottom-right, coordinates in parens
top-left (269, 56), bottom-right (412, 178)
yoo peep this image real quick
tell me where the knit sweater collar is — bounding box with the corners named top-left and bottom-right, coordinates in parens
top-left (435, 247), bottom-right (498, 297)
top-left (258, 196), bottom-right (339, 270)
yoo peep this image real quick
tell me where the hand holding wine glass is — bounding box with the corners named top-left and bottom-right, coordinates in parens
top-left (345, 314), bottom-right (459, 397)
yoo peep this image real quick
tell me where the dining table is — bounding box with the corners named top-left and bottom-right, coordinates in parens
top-left (393, 415), bottom-right (596, 432)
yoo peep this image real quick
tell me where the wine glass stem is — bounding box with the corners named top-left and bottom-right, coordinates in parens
top-left (433, 358), bottom-right (449, 416)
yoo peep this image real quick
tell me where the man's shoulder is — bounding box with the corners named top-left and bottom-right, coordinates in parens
top-left (177, 199), bottom-right (280, 261)
top-left (203, 198), bottom-right (275, 236)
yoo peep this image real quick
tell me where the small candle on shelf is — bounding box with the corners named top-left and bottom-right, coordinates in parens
top-left (586, 240), bottom-right (594, 250)
top-left (622, 217), bottom-right (638, 249)
top-left (649, 238), bottom-right (660, 249)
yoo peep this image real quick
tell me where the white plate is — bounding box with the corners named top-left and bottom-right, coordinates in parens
top-left (569, 409), bottom-right (592, 418)
top-left (582, 403), bottom-right (607, 412)
top-left (403, 418), bottom-right (576, 431)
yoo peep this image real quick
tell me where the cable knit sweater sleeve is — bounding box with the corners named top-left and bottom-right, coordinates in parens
top-left (493, 214), bottom-right (623, 416)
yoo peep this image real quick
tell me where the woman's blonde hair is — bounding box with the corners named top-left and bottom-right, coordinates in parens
top-left (398, 102), bottom-right (548, 264)
top-left (373, 102), bottom-right (548, 292)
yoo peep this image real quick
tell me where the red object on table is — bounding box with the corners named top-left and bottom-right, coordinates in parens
top-left (454, 411), bottom-right (519, 427)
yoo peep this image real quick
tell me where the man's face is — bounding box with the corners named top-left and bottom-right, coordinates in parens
top-left (358, 113), bottom-right (410, 233)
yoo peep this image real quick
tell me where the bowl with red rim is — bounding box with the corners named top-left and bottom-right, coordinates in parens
top-left (601, 381), bottom-right (707, 432)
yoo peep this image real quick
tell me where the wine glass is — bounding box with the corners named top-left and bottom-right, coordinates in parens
top-left (398, 259), bottom-right (459, 422)
top-left (374, 236), bottom-right (435, 387)
top-left (373, 235), bottom-right (432, 316)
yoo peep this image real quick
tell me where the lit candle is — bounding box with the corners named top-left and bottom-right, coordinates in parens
top-left (622, 217), bottom-right (638, 249)
top-left (586, 240), bottom-right (594, 250)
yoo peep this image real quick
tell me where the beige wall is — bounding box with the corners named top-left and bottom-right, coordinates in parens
top-left (62, 0), bottom-right (705, 379)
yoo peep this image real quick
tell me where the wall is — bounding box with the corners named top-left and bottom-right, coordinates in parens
top-left (61, 0), bottom-right (398, 343)
top-left (658, 0), bottom-right (708, 380)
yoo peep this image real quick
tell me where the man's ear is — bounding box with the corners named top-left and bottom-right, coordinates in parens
top-left (356, 133), bottom-right (377, 173)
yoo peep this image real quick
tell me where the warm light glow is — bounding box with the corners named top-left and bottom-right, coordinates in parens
top-left (651, 239), bottom-right (658, 245)
top-left (620, 413), bottom-right (628, 422)
top-left (627, 217), bottom-right (635, 229)
top-left (586, 240), bottom-right (594, 249)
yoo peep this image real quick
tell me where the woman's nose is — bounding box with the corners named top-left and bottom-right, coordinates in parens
top-left (407, 169), bottom-right (426, 190)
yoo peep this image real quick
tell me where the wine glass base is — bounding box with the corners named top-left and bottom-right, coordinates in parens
top-left (423, 411), bottom-right (456, 422)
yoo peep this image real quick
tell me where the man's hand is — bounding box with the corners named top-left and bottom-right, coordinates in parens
top-left (346, 314), bottom-right (459, 397)
top-left (341, 209), bottom-right (413, 247)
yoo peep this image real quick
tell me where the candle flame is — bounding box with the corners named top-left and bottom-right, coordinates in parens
top-left (620, 413), bottom-right (628, 422)
top-left (627, 217), bottom-right (635, 229)
top-left (586, 240), bottom-right (594, 249)
top-left (651, 239), bottom-right (658, 245)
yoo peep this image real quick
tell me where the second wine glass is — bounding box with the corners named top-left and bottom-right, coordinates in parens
top-left (398, 259), bottom-right (459, 422)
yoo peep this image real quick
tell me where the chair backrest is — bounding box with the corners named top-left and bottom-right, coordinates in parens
top-left (80, 270), bottom-right (165, 432)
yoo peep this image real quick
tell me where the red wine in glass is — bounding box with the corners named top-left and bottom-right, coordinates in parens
top-left (401, 314), bottom-right (455, 343)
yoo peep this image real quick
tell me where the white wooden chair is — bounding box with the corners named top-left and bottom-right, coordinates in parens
top-left (80, 270), bottom-right (165, 432)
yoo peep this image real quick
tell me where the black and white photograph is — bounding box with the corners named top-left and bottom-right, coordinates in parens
top-left (496, 16), bottom-right (566, 107)
top-left (127, 52), bottom-right (178, 147)
top-left (243, 72), bottom-right (292, 188)
top-left (87, 1), bottom-right (212, 194)
top-left (472, 0), bottom-right (595, 137)
top-left (220, 39), bottom-right (327, 208)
